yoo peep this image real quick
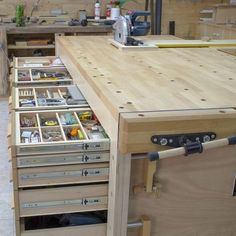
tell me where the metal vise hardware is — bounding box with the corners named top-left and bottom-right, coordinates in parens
top-left (151, 132), bottom-right (217, 148)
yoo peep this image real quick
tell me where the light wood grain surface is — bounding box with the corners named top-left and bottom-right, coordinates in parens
top-left (57, 36), bottom-right (236, 236)
top-left (57, 36), bottom-right (236, 120)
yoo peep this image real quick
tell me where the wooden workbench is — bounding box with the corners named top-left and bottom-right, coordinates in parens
top-left (0, 23), bottom-right (112, 96)
top-left (3, 23), bottom-right (112, 34)
top-left (56, 35), bottom-right (236, 236)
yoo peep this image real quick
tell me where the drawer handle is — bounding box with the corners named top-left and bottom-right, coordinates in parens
top-left (149, 136), bottom-right (236, 161)
top-left (17, 153), bottom-right (110, 167)
top-left (22, 196), bottom-right (108, 209)
top-left (20, 168), bottom-right (109, 180)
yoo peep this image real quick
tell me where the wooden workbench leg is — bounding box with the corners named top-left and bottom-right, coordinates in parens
top-left (0, 26), bottom-right (8, 96)
top-left (107, 149), bottom-right (131, 236)
top-left (140, 215), bottom-right (151, 236)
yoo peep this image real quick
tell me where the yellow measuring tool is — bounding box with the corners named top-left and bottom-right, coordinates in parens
top-left (155, 40), bottom-right (236, 48)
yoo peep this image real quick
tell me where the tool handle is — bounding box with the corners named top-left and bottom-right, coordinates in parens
top-left (148, 136), bottom-right (236, 161)
top-left (130, 11), bottom-right (151, 22)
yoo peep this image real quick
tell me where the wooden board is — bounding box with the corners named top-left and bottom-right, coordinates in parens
top-left (109, 39), bottom-right (159, 51)
top-left (212, 5), bottom-right (236, 24)
top-left (119, 108), bottom-right (236, 154)
top-left (110, 38), bottom-right (236, 50)
top-left (218, 48), bottom-right (236, 56)
top-left (196, 22), bottom-right (236, 40)
top-left (21, 224), bottom-right (106, 236)
top-left (21, 224), bottom-right (107, 236)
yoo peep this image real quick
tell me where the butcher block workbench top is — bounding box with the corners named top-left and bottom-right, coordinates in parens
top-left (57, 35), bottom-right (236, 115)
top-left (56, 36), bottom-right (236, 236)
top-left (57, 35), bottom-right (236, 154)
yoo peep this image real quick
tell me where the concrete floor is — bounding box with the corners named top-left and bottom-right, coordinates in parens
top-left (0, 99), bottom-right (15, 236)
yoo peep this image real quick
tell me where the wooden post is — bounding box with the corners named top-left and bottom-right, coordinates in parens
top-left (0, 26), bottom-right (8, 96)
top-left (140, 215), bottom-right (151, 236)
top-left (144, 159), bottom-right (157, 192)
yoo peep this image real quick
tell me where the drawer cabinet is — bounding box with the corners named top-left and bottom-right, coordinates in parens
top-left (14, 56), bottom-right (64, 69)
top-left (13, 67), bottom-right (73, 87)
top-left (10, 56), bottom-right (110, 236)
top-left (12, 85), bottom-right (88, 111)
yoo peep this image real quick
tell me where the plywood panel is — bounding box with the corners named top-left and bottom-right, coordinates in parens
top-left (129, 146), bottom-right (236, 236)
top-left (196, 22), bottom-right (236, 39)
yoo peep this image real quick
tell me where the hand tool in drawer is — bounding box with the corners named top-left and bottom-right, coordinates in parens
top-left (15, 67), bottom-right (73, 87)
top-left (31, 69), bottom-right (68, 81)
top-left (15, 85), bottom-right (88, 110)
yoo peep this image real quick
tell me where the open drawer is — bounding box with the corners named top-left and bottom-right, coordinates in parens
top-left (14, 56), bottom-right (64, 69)
top-left (19, 184), bottom-right (108, 217)
top-left (13, 67), bottom-right (72, 87)
top-left (20, 223), bottom-right (106, 236)
top-left (13, 108), bottom-right (110, 155)
top-left (18, 163), bottom-right (109, 188)
top-left (12, 85), bottom-right (88, 111)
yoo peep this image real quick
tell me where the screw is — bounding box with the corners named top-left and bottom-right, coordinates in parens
top-left (160, 138), bottom-right (168, 146)
top-left (203, 135), bottom-right (210, 143)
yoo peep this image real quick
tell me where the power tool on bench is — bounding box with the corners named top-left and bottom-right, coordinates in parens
top-left (113, 11), bottom-right (151, 46)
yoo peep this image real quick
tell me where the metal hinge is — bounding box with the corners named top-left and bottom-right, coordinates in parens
top-left (151, 132), bottom-right (216, 148)
top-left (20, 168), bottom-right (109, 180)
top-left (22, 196), bottom-right (108, 209)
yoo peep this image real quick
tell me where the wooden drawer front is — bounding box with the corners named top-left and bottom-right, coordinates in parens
top-left (13, 85), bottom-right (89, 111)
top-left (21, 223), bottom-right (106, 236)
top-left (14, 67), bottom-right (72, 87)
top-left (17, 152), bottom-right (110, 168)
top-left (19, 184), bottom-right (108, 217)
top-left (14, 108), bottom-right (110, 156)
top-left (14, 56), bottom-right (65, 69)
top-left (18, 163), bottom-right (109, 187)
